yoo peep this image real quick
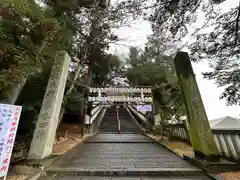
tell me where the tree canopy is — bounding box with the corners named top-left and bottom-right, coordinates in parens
top-left (124, 46), bottom-right (185, 121)
top-left (145, 0), bottom-right (240, 105)
top-left (0, 0), bottom-right (144, 134)
top-left (1, 0), bottom-right (239, 124)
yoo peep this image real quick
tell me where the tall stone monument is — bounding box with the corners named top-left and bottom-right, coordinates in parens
top-left (174, 51), bottom-right (219, 161)
top-left (28, 51), bottom-right (70, 160)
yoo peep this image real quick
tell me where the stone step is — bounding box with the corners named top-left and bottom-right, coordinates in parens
top-left (39, 175), bottom-right (212, 180)
top-left (43, 167), bottom-right (205, 177)
top-left (85, 133), bottom-right (152, 143)
top-left (95, 132), bottom-right (143, 134)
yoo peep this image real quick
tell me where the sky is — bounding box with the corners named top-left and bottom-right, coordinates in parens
top-left (109, 0), bottom-right (240, 120)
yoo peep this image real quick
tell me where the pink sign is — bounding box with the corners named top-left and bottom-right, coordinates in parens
top-left (0, 104), bottom-right (22, 179)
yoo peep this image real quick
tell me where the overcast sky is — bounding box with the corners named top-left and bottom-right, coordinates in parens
top-left (109, 0), bottom-right (240, 120)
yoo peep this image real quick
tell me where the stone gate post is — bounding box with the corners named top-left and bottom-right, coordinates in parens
top-left (28, 51), bottom-right (70, 160)
top-left (174, 51), bottom-right (219, 161)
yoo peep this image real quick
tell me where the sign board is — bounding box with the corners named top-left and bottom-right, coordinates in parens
top-left (0, 104), bottom-right (22, 179)
top-left (136, 105), bottom-right (152, 112)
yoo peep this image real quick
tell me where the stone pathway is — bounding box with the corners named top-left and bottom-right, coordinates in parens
top-left (49, 176), bottom-right (211, 179)
top-left (39, 105), bottom-right (211, 180)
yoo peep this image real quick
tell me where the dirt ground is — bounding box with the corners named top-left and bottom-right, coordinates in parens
top-left (52, 124), bottom-right (89, 155)
top-left (147, 133), bottom-right (240, 180)
top-left (219, 172), bottom-right (240, 180)
top-left (147, 133), bottom-right (194, 157)
top-left (6, 175), bottom-right (28, 180)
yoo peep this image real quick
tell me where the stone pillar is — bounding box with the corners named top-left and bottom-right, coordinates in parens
top-left (28, 51), bottom-right (70, 160)
top-left (174, 51), bottom-right (219, 162)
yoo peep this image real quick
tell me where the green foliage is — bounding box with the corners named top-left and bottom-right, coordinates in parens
top-left (15, 66), bottom-right (51, 134)
top-left (189, 3), bottom-right (240, 105)
top-left (0, 0), bottom-right (149, 131)
top-left (125, 47), bottom-right (165, 86)
top-left (147, 0), bottom-right (239, 105)
top-left (92, 53), bottom-right (122, 85)
top-left (0, 0), bottom-right (71, 99)
top-left (0, 0), bottom-right (82, 130)
top-left (125, 47), bottom-right (186, 120)
top-left (126, 61), bottom-right (166, 86)
top-left (66, 92), bottom-right (85, 114)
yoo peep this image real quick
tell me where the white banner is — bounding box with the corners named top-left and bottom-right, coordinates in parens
top-left (136, 105), bottom-right (152, 112)
top-left (88, 96), bottom-right (153, 103)
top-left (0, 104), bottom-right (22, 179)
top-left (89, 87), bottom-right (152, 93)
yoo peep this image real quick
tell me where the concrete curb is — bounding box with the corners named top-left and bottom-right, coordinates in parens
top-left (143, 133), bottom-right (223, 180)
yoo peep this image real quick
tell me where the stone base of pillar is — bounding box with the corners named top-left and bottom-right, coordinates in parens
top-left (194, 150), bottom-right (220, 162)
top-left (183, 154), bottom-right (237, 173)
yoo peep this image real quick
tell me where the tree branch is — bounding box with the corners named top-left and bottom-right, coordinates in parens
top-left (234, 3), bottom-right (240, 47)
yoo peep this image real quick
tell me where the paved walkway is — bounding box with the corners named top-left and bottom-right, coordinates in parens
top-left (40, 106), bottom-right (211, 180)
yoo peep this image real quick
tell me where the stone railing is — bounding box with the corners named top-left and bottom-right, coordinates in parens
top-left (131, 105), bottom-right (148, 115)
top-left (126, 103), bottom-right (240, 162)
top-left (125, 104), bottom-right (151, 129)
top-left (156, 124), bottom-right (240, 162)
top-left (89, 105), bottom-right (108, 134)
top-left (163, 124), bottom-right (191, 142)
top-left (212, 129), bottom-right (240, 162)
top-left (90, 105), bottom-right (104, 124)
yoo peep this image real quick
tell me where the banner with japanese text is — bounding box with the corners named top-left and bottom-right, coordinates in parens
top-left (0, 103), bottom-right (22, 178)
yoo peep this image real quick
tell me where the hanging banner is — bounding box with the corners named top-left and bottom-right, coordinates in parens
top-left (88, 96), bottom-right (153, 103)
top-left (88, 87), bottom-right (152, 103)
top-left (0, 104), bottom-right (22, 179)
top-left (89, 87), bottom-right (152, 93)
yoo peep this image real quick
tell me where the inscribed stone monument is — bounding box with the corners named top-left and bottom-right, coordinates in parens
top-left (174, 51), bottom-right (219, 161)
top-left (28, 51), bottom-right (70, 160)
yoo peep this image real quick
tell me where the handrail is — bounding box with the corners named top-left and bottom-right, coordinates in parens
top-left (89, 105), bottom-right (104, 124)
top-left (125, 104), bottom-right (152, 128)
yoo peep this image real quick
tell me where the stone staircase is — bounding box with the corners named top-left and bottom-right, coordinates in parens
top-left (38, 105), bottom-right (213, 180)
top-left (98, 105), bottom-right (141, 133)
top-left (117, 105), bottom-right (142, 133)
top-left (98, 106), bottom-right (118, 132)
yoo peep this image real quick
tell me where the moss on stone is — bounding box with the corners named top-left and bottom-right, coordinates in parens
top-left (174, 51), bottom-right (219, 161)
top-left (174, 52), bottom-right (194, 78)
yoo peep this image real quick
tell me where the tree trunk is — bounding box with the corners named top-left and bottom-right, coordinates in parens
top-left (80, 105), bottom-right (85, 137)
top-left (0, 75), bottom-right (27, 104)
top-left (57, 48), bottom-right (87, 127)
top-left (159, 111), bottom-right (164, 140)
top-left (80, 67), bottom-right (93, 135)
